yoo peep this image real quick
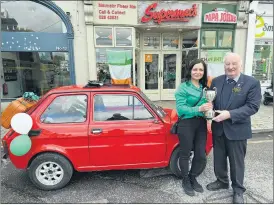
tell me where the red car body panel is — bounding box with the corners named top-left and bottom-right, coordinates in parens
top-left (2, 85), bottom-right (213, 172)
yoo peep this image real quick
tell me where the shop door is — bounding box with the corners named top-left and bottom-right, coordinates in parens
top-left (142, 52), bottom-right (180, 101)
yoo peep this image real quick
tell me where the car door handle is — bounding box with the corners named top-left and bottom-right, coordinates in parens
top-left (91, 128), bottom-right (102, 134)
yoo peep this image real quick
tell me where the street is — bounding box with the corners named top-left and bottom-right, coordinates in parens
top-left (1, 132), bottom-right (273, 204)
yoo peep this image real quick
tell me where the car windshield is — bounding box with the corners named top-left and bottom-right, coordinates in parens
top-left (139, 91), bottom-right (167, 118)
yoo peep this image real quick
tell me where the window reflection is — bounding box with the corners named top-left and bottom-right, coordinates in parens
top-left (143, 34), bottom-right (160, 49)
top-left (2, 51), bottom-right (70, 98)
top-left (1, 1), bottom-right (66, 33)
top-left (163, 33), bottom-right (179, 49)
top-left (218, 31), bottom-right (233, 47)
top-left (182, 30), bottom-right (198, 49)
top-left (163, 54), bottom-right (176, 89)
top-left (95, 27), bottom-right (113, 46)
top-left (115, 28), bottom-right (132, 46)
top-left (201, 31), bottom-right (216, 47)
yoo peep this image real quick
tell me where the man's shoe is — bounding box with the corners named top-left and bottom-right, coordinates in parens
top-left (182, 177), bottom-right (195, 196)
top-left (206, 180), bottom-right (229, 191)
top-left (233, 193), bottom-right (244, 204)
top-left (189, 176), bottom-right (204, 193)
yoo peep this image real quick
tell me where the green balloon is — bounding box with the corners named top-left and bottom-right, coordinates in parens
top-left (10, 134), bottom-right (32, 156)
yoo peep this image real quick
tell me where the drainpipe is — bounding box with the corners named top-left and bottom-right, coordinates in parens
top-left (244, 1), bottom-right (259, 76)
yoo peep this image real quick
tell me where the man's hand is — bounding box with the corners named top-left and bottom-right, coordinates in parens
top-left (212, 110), bottom-right (231, 122)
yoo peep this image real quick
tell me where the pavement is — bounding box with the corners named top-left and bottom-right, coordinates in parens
top-left (1, 132), bottom-right (273, 203)
top-left (154, 101), bottom-right (273, 133)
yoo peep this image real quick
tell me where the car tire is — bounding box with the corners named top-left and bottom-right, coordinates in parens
top-left (28, 153), bottom-right (73, 190)
top-left (263, 99), bottom-right (270, 105)
top-left (169, 147), bottom-right (182, 178)
top-left (170, 148), bottom-right (202, 178)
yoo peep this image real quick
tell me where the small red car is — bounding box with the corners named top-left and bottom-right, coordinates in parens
top-left (2, 82), bottom-right (212, 190)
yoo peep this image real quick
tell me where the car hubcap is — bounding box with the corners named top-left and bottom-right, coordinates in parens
top-left (35, 161), bottom-right (64, 186)
top-left (177, 151), bottom-right (194, 171)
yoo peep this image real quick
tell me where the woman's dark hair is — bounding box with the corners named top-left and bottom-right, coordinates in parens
top-left (185, 59), bottom-right (208, 88)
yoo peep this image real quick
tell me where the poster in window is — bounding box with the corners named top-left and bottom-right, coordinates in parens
top-left (3, 59), bottom-right (17, 81)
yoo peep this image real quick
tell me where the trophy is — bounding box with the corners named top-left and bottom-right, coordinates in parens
top-left (203, 87), bottom-right (217, 121)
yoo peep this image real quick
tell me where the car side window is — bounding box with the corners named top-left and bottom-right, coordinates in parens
top-left (40, 95), bottom-right (87, 123)
top-left (93, 94), bottom-right (154, 121)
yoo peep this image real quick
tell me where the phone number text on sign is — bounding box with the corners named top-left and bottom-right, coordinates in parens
top-left (97, 2), bottom-right (137, 22)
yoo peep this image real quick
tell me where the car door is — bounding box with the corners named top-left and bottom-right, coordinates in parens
top-left (34, 92), bottom-right (90, 168)
top-left (88, 92), bottom-right (167, 168)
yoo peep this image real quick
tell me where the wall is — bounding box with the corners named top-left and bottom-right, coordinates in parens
top-left (53, 1), bottom-right (89, 85)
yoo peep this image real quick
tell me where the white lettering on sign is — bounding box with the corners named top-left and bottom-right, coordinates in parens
top-left (97, 2), bottom-right (136, 22)
top-left (204, 10), bottom-right (237, 24)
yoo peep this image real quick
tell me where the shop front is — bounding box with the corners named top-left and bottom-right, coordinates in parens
top-left (252, 2), bottom-right (273, 90)
top-left (136, 1), bottom-right (201, 101)
top-left (200, 3), bottom-right (237, 80)
top-left (0, 0), bottom-right (74, 100)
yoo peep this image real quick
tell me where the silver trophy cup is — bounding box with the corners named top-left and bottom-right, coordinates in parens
top-left (203, 87), bottom-right (217, 120)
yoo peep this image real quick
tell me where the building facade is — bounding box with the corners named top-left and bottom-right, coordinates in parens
top-left (250, 1), bottom-right (273, 94)
top-left (0, 0), bottom-right (250, 101)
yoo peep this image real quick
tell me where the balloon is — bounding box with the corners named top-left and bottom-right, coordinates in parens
top-left (10, 134), bottom-right (32, 156)
top-left (11, 113), bottom-right (33, 134)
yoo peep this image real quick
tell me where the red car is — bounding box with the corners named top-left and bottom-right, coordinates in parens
top-left (2, 82), bottom-right (212, 190)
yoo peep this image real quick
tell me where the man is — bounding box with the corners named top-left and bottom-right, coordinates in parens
top-left (207, 53), bottom-right (261, 203)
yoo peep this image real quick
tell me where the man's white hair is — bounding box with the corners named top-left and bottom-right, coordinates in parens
top-left (223, 52), bottom-right (243, 67)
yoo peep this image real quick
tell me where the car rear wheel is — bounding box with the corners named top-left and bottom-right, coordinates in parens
top-left (263, 99), bottom-right (270, 105)
top-left (169, 148), bottom-right (194, 178)
top-left (28, 153), bottom-right (73, 190)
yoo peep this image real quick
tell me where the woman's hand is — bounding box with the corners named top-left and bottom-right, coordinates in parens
top-left (198, 102), bottom-right (213, 112)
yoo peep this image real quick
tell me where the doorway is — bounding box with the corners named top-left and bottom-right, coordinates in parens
top-left (142, 51), bottom-right (180, 101)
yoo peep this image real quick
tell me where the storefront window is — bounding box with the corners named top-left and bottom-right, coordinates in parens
top-left (96, 48), bottom-right (133, 84)
top-left (115, 28), bottom-right (133, 47)
top-left (252, 42), bottom-right (273, 82)
top-left (143, 34), bottom-right (160, 50)
top-left (94, 27), bottom-right (113, 46)
top-left (182, 30), bottom-right (198, 48)
top-left (2, 51), bottom-right (70, 98)
top-left (201, 30), bottom-right (216, 48)
top-left (218, 31), bottom-right (233, 48)
top-left (1, 1), bottom-right (66, 33)
top-left (163, 33), bottom-right (179, 49)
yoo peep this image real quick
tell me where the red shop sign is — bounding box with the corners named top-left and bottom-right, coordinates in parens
top-left (141, 3), bottom-right (198, 24)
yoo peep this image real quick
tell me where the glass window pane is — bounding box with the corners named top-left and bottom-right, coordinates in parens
top-left (95, 27), bottom-right (113, 46)
top-left (96, 48), bottom-right (133, 84)
top-left (163, 54), bottom-right (176, 89)
top-left (252, 44), bottom-right (273, 82)
top-left (201, 31), bottom-right (216, 47)
top-left (163, 33), bottom-right (179, 49)
top-left (93, 95), bottom-right (133, 121)
top-left (1, 51), bottom-right (71, 98)
top-left (182, 30), bottom-right (198, 49)
top-left (115, 28), bottom-right (132, 46)
top-left (134, 97), bottom-right (154, 120)
top-left (40, 95), bottom-right (87, 123)
top-left (145, 54), bottom-right (159, 90)
top-left (1, 1), bottom-right (66, 33)
top-left (218, 31), bottom-right (233, 47)
top-left (143, 34), bottom-right (160, 50)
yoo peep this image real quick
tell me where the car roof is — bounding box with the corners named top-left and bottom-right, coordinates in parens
top-left (45, 84), bottom-right (142, 96)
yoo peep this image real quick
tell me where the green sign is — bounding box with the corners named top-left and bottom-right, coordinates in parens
top-left (207, 50), bottom-right (229, 63)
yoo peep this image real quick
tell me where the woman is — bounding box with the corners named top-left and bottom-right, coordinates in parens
top-left (175, 59), bottom-right (212, 196)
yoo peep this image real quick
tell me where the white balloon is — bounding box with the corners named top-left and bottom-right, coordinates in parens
top-left (11, 113), bottom-right (33, 134)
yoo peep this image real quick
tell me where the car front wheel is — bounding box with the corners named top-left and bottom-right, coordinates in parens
top-left (169, 148), bottom-right (194, 178)
top-left (28, 153), bottom-right (73, 190)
